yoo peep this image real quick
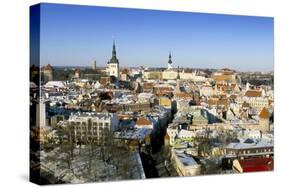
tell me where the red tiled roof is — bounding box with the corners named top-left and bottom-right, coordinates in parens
top-left (174, 92), bottom-right (193, 99)
top-left (238, 157), bottom-right (273, 172)
top-left (217, 98), bottom-right (228, 106)
top-left (245, 90), bottom-right (262, 98)
top-left (208, 99), bottom-right (218, 106)
top-left (143, 82), bottom-right (154, 90)
top-left (158, 87), bottom-right (174, 92)
top-left (117, 114), bottom-right (132, 120)
top-left (136, 117), bottom-right (152, 126)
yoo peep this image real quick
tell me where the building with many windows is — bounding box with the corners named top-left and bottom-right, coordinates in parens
top-left (237, 90), bottom-right (269, 111)
top-left (66, 112), bottom-right (119, 144)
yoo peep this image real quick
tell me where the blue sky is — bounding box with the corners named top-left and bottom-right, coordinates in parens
top-left (39, 3), bottom-right (274, 71)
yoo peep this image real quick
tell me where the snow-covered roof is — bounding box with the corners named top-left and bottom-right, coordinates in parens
top-left (174, 150), bottom-right (198, 166)
top-left (226, 140), bottom-right (273, 150)
top-left (45, 81), bottom-right (66, 88)
top-left (138, 92), bottom-right (153, 99)
top-left (114, 128), bottom-right (152, 140)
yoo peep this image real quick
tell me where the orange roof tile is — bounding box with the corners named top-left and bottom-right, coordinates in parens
top-left (245, 90), bottom-right (262, 98)
top-left (174, 92), bottom-right (193, 99)
top-left (208, 99), bottom-right (217, 106)
top-left (217, 98), bottom-right (228, 106)
top-left (212, 75), bottom-right (232, 82)
top-left (259, 107), bottom-right (269, 119)
top-left (136, 117), bottom-right (152, 126)
top-left (238, 157), bottom-right (273, 172)
top-left (143, 82), bottom-right (154, 90)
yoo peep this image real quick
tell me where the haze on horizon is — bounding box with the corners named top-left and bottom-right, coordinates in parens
top-left (38, 3), bottom-right (274, 72)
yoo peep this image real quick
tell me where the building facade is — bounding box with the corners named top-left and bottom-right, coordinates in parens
top-left (66, 112), bottom-right (119, 144)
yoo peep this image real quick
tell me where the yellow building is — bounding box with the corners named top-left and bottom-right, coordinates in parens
top-left (159, 97), bottom-right (172, 108)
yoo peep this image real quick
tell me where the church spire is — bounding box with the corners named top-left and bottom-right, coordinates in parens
top-left (112, 40), bottom-right (117, 58)
top-left (108, 40), bottom-right (119, 64)
top-left (167, 52), bottom-right (173, 70)
top-left (168, 52), bottom-right (172, 64)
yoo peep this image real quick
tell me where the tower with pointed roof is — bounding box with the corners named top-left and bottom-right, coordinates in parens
top-left (106, 40), bottom-right (120, 80)
top-left (167, 52), bottom-right (173, 70)
top-left (259, 107), bottom-right (270, 133)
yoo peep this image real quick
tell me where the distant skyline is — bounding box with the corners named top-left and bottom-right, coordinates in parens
top-left (39, 3), bottom-right (274, 72)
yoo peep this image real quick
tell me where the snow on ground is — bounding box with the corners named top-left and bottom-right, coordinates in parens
top-left (40, 145), bottom-right (145, 183)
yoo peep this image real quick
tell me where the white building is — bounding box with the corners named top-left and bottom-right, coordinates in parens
top-left (200, 84), bottom-right (214, 97)
top-left (167, 52), bottom-right (173, 70)
top-left (237, 90), bottom-right (269, 111)
top-left (171, 149), bottom-right (201, 176)
top-left (36, 100), bottom-right (47, 127)
top-left (66, 112), bottom-right (119, 144)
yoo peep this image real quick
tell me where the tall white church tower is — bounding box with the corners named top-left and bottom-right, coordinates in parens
top-left (106, 40), bottom-right (120, 80)
top-left (167, 52), bottom-right (173, 70)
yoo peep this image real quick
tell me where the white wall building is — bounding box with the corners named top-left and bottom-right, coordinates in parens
top-left (66, 112), bottom-right (119, 144)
